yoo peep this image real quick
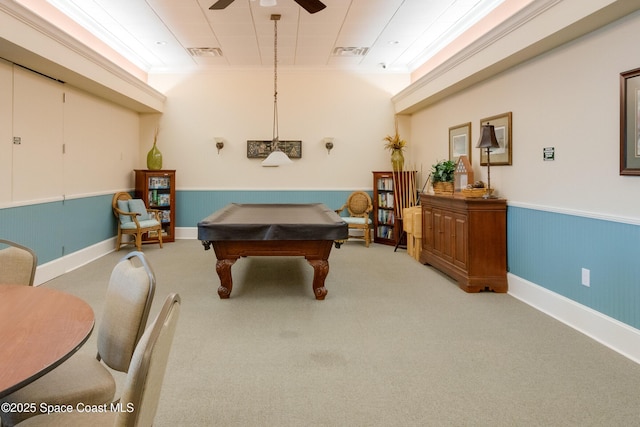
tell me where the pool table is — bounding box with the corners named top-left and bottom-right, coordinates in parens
top-left (198, 203), bottom-right (348, 300)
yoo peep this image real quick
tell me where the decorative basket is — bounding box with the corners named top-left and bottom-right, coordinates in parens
top-left (432, 181), bottom-right (454, 195)
top-left (461, 188), bottom-right (493, 198)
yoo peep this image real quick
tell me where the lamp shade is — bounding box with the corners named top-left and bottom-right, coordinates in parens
top-left (476, 124), bottom-right (500, 149)
top-left (260, 0), bottom-right (277, 6)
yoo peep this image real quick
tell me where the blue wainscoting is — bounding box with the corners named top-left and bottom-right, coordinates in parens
top-left (507, 206), bottom-right (640, 330)
top-left (0, 191), bottom-right (365, 266)
top-left (175, 190), bottom-right (361, 227)
top-left (0, 194), bottom-right (116, 265)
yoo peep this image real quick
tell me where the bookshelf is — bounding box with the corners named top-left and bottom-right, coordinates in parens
top-left (134, 169), bottom-right (176, 243)
top-left (372, 171), bottom-right (416, 246)
top-left (373, 171), bottom-right (395, 244)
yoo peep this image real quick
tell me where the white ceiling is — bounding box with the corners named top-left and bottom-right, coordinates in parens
top-left (44, 0), bottom-right (505, 74)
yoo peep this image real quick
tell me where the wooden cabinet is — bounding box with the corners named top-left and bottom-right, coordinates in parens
top-left (372, 171), bottom-right (416, 246)
top-left (420, 194), bottom-right (507, 292)
top-left (134, 169), bottom-right (176, 243)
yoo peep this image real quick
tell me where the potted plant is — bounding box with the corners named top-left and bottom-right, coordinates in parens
top-left (430, 159), bottom-right (455, 194)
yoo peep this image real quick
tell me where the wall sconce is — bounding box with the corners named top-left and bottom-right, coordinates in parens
top-left (215, 137), bottom-right (224, 154)
top-left (324, 137), bottom-right (334, 154)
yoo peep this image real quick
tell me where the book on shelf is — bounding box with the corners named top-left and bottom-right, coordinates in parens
top-left (377, 225), bottom-right (394, 240)
top-left (377, 177), bottom-right (394, 191)
top-left (148, 176), bottom-right (170, 189)
top-left (377, 209), bottom-right (395, 225)
top-left (378, 192), bottom-right (394, 208)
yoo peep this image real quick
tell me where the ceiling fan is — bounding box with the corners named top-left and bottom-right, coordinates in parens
top-left (209, 0), bottom-right (326, 14)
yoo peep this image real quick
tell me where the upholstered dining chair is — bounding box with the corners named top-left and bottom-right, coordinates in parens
top-left (112, 192), bottom-right (164, 251)
top-left (0, 239), bottom-right (37, 286)
top-left (18, 293), bottom-right (181, 427)
top-left (0, 251), bottom-right (156, 427)
top-left (335, 191), bottom-right (373, 247)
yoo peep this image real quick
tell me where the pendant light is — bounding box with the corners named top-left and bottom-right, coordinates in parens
top-left (262, 14), bottom-right (292, 167)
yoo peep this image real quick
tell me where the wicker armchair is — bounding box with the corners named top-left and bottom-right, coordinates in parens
top-left (112, 192), bottom-right (164, 251)
top-left (335, 191), bottom-right (373, 247)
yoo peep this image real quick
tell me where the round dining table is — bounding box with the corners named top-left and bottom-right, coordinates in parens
top-left (0, 284), bottom-right (95, 398)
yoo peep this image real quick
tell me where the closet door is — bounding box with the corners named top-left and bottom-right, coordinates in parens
top-left (62, 88), bottom-right (140, 195)
top-left (0, 59), bottom-right (12, 204)
top-left (12, 66), bottom-right (64, 202)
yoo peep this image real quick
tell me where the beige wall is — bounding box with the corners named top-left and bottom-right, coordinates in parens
top-left (408, 10), bottom-right (640, 218)
top-left (146, 70), bottom-right (410, 190)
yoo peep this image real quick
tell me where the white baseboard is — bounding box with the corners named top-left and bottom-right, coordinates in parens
top-left (508, 273), bottom-right (640, 364)
top-left (34, 238), bottom-right (116, 285)
top-left (35, 231), bottom-right (197, 285)
top-left (175, 227), bottom-right (197, 239)
top-left (35, 231), bottom-right (199, 285)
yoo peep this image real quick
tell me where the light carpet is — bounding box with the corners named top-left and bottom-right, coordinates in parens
top-left (43, 239), bottom-right (640, 426)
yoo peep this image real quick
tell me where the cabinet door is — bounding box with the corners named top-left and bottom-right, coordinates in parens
top-left (440, 211), bottom-right (456, 263)
top-left (453, 214), bottom-right (468, 269)
top-left (422, 206), bottom-right (433, 251)
top-left (432, 208), bottom-right (445, 257)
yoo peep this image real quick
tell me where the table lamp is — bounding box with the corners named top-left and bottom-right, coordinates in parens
top-left (476, 123), bottom-right (500, 199)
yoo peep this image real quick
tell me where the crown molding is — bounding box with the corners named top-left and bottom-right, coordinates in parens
top-left (393, 0), bottom-right (640, 114)
top-left (0, 0), bottom-right (165, 113)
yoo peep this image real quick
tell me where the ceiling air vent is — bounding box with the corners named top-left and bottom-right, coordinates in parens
top-left (332, 47), bottom-right (369, 57)
top-left (187, 47), bottom-right (223, 57)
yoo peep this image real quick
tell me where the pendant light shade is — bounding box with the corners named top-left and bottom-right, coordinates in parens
top-left (261, 147), bottom-right (292, 166)
top-left (260, 0), bottom-right (277, 6)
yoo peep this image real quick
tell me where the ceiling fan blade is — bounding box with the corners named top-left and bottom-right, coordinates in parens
top-left (294, 0), bottom-right (326, 14)
top-left (209, 0), bottom-right (235, 10)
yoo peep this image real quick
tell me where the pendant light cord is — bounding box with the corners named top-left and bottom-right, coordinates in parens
top-left (272, 17), bottom-right (279, 147)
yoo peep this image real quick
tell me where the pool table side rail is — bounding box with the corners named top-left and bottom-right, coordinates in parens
top-left (197, 203), bottom-right (348, 242)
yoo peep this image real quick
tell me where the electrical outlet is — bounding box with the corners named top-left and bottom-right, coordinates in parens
top-left (581, 268), bottom-right (590, 287)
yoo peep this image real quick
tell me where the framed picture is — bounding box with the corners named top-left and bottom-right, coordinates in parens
top-left (620, 68), bottom-right (640, 175)
top-left (480, 112), bottom-right (512, 166)
top-left (449, 122), bottom-right (471, 163)
top-left (247, 140), bottom-right (302, 159)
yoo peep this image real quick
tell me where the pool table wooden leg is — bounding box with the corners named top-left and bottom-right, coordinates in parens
top-left (307, 259), bottom-right (329, 300)
top-left (216, 258), bottom-right (236, 299)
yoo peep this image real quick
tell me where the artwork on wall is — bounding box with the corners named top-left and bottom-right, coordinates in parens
top-left (449, 122), bottom-right (471, 163)
top-left (247, 140), bottom-right (302, 159)
top-left (480, 112), bottom-right (512, 166)
top-left (620, 68), bottom-right (640, 175)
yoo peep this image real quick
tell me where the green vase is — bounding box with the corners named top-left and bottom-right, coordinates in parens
top-left (391, 149), bottom-right (404, 171)
top-left (147, 141), bottom-right (162, 170)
